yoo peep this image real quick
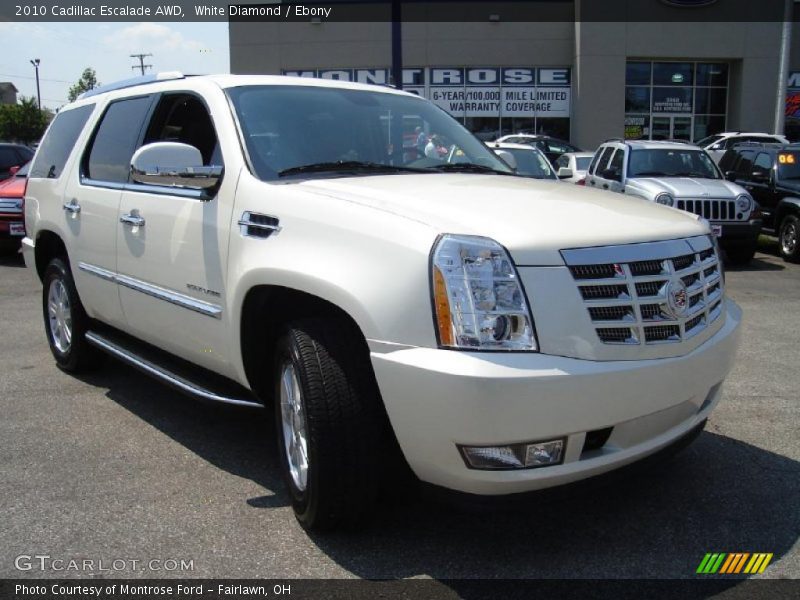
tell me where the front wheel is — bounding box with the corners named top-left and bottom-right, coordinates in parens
top-left (42, 258), bottom-right (104, 372)
top-left (273, 318), bottom-right (385, 531)
top-left (779, 214), bottom-right (800, 263)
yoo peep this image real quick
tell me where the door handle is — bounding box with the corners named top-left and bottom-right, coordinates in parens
top-left (62, 199), bottom-right (81, 214)
top-left (603, 184), bottom-right (609, 189)
top-left (589, 180), bottom-right (595, 186)
top-left (120, 212), bottom-right (145, 227)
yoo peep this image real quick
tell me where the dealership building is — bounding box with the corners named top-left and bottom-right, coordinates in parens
top-left (228, 0), bottom-right (797, 149)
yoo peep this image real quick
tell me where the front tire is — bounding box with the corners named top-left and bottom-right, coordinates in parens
top-left (779, 214), bottom-right (800, 263)
top-left (42, 258), bottom-right (104, 372)
top-left (273, 318), bottom-right (384, 531)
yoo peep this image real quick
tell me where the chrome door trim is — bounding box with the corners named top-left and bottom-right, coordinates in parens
top-left (85, 331), bottom-right (261, 409)
top-left (78, 262), bottom-right (222, 319)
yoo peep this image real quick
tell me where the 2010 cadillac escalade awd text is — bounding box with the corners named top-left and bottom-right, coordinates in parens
top-left (23, 74), bottom-right (742, 530)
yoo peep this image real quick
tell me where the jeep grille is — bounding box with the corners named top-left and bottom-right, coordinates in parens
top-left (675, 199), bottom-right (741, 221)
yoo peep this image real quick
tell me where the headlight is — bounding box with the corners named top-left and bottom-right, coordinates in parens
top-left (655, 193), bottom-right (674, 206)
top-left (736, 194), bottom-right (753, 212)
top-left (431, 234), bottom-right (537, 351)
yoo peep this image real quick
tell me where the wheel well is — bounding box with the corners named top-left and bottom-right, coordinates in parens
top-left (34, 231), bottom-right (68, 281)
top-left (777, 201), bottom-right (800, 225)
top-left (240, 286), bottom-right (372, 403)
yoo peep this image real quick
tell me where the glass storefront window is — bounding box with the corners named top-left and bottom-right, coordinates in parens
top-left (626, 62), bottom-right (651, 85)
top-left (696, 63), bottom-right (728, 87)
top-left (693, 116), bottom-right (726, 142)
top-left (695, 87), bottom-right (727, 115)
top-left (652, 87), bottom-right (693, 113)
top-left (465, 117), bottom-right (501, 141)
top-left (653, 62), bottom-right (694, 86)
top-left (625, 87), bottom-right (650, 113)
top-left (534, 118), bottom-right (570, 140)
top-left (624, 115), bottom-right (650, 140)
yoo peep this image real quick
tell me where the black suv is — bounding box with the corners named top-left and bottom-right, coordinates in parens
top-left (720, 143), bottom-right (800, 262)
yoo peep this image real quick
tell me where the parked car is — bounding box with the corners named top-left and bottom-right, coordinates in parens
top-left (0, 162), bottom-right (28, 255)
top-left (494, 134), bottom-right (582, 166)
top-left (486, 142), bottom-right (557, 180)
top-left (719, 143), bottom-right (800, 262)
top-left (697, 132), bottom-right (789, 164)
top-left (586, 139), bottom-right (761, 264)
top-left (0, 143), bottom-right (34, 182)
top-left (24, 73), bottom-right (741, 531)
top-left (555, 151), bottom-right (595, 184)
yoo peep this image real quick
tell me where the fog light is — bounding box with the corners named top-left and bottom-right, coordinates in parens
top-left (459, 439), bottom-right (565, 470)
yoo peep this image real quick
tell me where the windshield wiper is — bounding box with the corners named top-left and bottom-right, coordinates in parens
top-left (673, 172), bottom-right (713, 178)
top-left (279, 161), bottom-right (428, 177)
top-left (633, 171), bottom-right (669, 177)
top-left (429, 163), bottom-right (514, 175)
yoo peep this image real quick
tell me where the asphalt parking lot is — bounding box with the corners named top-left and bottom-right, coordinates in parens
top-left (0, 240), bottom-right (798, 583)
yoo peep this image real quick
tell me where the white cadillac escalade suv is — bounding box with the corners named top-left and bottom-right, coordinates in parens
top-left (23, 73), bottom-right (741, 530)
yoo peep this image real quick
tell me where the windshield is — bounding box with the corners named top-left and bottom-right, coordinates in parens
top-left (696, 134), bottom-right (724, 148)
top-left (777, 151), bottom-right (800, 180)
top-left (227, 85), bottom-right (513, 181)
top-left (627, 148), bottom-right (721, 179)
top-left (505, 148), bottom-right (555, 179)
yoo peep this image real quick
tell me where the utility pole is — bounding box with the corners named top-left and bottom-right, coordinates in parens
top-left (30, 58), bottom-right (41, 109)
top-left (774, 0), bottom-right (792, 136)
top-left (130, 53), bottom-right (153, 76)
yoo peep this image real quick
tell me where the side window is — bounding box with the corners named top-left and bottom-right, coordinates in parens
top-left (588, 149), bottom-right (603, 174)
top-left (753, 152), bottom-right (773, 174)
top-left (595, 147), bottom-right (615, 176)
top-left (29, 104), bottom-right (95, 179)
top-left (0, 147), bottom-right (18, 170)
top-left (141, 94), bottom-right (221, 166)
top-left (607, 149), bottom-right (624, 180)
top-left (85, 96), bottom-right (153, 183)
top-left (734, 150), bottom-right (755, 178)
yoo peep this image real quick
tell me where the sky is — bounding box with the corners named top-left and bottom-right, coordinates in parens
top-left (0, 22), bottom-right (230, 111)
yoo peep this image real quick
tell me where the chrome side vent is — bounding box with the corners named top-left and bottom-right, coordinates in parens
top-left (239, 211), bottom-right (281, 239)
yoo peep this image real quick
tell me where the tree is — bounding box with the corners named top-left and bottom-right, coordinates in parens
top-left (68, 68), bottom-right (99, 102)
top-left (0, 96), bottom-right (48, 144)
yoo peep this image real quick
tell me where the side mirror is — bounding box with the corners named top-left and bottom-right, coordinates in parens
top-left (494, 149), bottom-right (517, 171)
top-left (130, 142), bottom-right (222, 191)
top-left (557, 167), bottom-right (574, 179)
top-left (751, 169), bottom-right (770, 183)
top-left (724, 170), bottom-right (737, 182)
top-left (8, 165), bottom-right (20, 177)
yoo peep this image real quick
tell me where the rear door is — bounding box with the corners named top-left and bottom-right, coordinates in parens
top-left (587, 146), bottom-right (616, 189)
top-left (748, 152), bottom-right (779, 230)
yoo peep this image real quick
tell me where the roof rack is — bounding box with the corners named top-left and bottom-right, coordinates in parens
top-left (79, 71), bottom-right (186, 100)
top-left (730, 141), bottom-right (784, 148)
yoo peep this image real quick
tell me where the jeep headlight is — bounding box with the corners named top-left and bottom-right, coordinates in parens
top-left (431, 234), bottom-right (537, 351)
top-left (655, 193), bottom-right (674, 206)
top-left (736, 194), bottom-right (753, 212)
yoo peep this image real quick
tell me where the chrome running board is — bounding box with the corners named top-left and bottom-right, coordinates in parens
top-left (85, 331), bottom-right (263, 409)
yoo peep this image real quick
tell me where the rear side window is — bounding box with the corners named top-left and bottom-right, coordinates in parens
top-left (0, 147), bottom-right (18, 170)
top-left (29, 104), bottom-right (94, 179)
top-left (753, 153), bottom-right (773, 172)
top-left (608, 149), bottom-right (624, 178)
top-left (587, 149), bottom-right (603, 174)
top-left (85, 96), bottom-right (153, 183)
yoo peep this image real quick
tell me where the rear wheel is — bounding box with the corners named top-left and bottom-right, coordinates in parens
top-left (42, 258), bottom-right (104, 372)
top-left (273, 318), bottom-right (384, 530)
top-left (779, 214), bottom-right (800, 263)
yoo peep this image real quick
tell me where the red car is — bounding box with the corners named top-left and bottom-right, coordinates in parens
top-left (0, 162), bottom-right (28, 256)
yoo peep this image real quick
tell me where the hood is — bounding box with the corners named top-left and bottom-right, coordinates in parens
top-left (779, 179), bottom-right (800, 193)
top-left (630, 176), bottom-right (746, 198)
top-left (295, 173), bottom-right (709, 265)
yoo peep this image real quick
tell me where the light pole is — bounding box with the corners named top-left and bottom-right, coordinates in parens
top-left (30, 58), bottom-right (41, 109)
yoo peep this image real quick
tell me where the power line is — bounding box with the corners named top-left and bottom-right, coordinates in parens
top-left (0, 72), bottom-right (73, 84)
top-left (130, 53), bottom-right (152, 76)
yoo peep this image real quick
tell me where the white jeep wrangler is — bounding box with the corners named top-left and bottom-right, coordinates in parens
top-left (23, 73), bottom-right (741, 530)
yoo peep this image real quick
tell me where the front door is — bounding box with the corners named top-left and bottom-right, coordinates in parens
top-left (652, 116), bottom-right (693, 142)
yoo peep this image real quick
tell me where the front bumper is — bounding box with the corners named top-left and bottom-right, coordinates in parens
top-left (371, 299), bottom-right (741, 496)
top-left (717, 219), bottom-right (761, 247)
top-left (0, 213), bottom-right (25, 243)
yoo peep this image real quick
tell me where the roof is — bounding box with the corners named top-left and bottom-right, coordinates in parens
top-left (0, 82), bottom-right (18, 92)
top-left (613, 140), bottom-right (702, 151)
top-left (487, 142), bottom-right (547, 152)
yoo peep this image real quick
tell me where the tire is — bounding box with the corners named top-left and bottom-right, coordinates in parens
top-left (779, 214), bottom-right (800, 263)
top-left (42, 258), bottom-right (104, 372)
top-left (273, 318), bottom-right (384, 530)
top-left (724, 244), bottom-right (756, 266)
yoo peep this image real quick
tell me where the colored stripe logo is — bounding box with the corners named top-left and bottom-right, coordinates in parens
top-left (696, 553), bottom-right (773, 574)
